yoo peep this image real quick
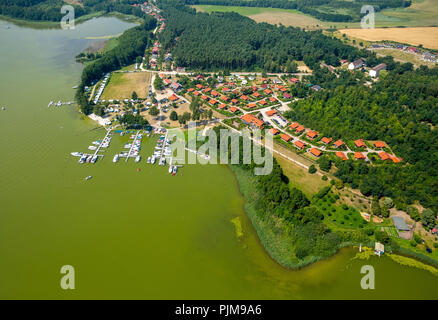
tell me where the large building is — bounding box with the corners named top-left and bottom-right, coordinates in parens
top-left (369, 63), bottom-right (387, 77)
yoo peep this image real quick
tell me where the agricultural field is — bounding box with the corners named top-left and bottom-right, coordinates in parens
top-left (192, 0), bottom-right (438, 29)
top-left (340, 27), bottom-right (438, 50)
top-left (101, 72), bottom-right (152, 100)
top-left (191, 5), bottom-right (328, 29)
top-left (374, 48), bottom-right (437, 67)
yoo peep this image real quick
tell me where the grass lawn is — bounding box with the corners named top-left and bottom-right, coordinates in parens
top-left (102, 72), bottom-right (152, 100)
top-left (380, 226), bottom-right (399, 238)
top-left (315, 191), bottom-right (368, 230)
top-left (275, 154), bottom-right (329, 197)
top-left (374, 48), bottom-right (437, 67)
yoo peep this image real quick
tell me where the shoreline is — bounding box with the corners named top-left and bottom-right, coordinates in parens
top-left (229, 163), bottom-right (438, 272)
top-left (0, 12), bottom-right (141, 30)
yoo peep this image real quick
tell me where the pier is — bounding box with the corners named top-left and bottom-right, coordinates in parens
top-left (94, 129), bottom-right (112, 159)
top-left (126, 130), bottom-right (141, 162)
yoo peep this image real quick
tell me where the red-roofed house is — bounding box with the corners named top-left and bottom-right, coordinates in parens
top-left (229, 107), bottom-right (238, 113)
top-left (306, 130), bottom-right (319, 140)
top-left (296, 126), bottom-right (305, 134)
top-left (218, 104), bottom-right (227, 110)
top-left (354, 152), bottom-right (366, 160)
top-left (309, 148), bottom-right (322, 157)
top-left (241, 114), bottom-right (264, 129)
top-left (204, 87), bottom-right (212, 93)
top-left (281, 134), bottom-right (292, 142)
top-left (231, 99), bottom-right (239, 105)
top-left (378, 151), bottom-right (390, 161)
top-left (253, 92), bottom-right (261, 98)
top-left (209, 99), bottom-right (218, 105)
top-left (263, 88), bottom-right (273, 95)
top-left (211, 90), bottom-right (220, 97)
top-left (266, 110), bottom-right (277, 117)
top-left (354, 139), bottom-right (366, 148)
top-left (259, 100), bottom-right (267, 106)
top-left (193, 91), bottom-right (201, 96)
top-left (187, 88), bottom-right (195, 93)
top-left (374, 141), bottom-right (385, 148)
top-left (247, 103), bottom-right (257, 109)
top-left (195, 84), bottom-right (204, 90)
top-left (168, 94), bottom-right (178, 102)
top-left (391, 156), bottom-right (402, 163)
top-left (336, 152), bottom-right (348, 160)
top-left (270, 128), bottom-right (279, 135)
top-left (220, 95), bottom-right (229, 102)
top-left (321, 137), bottom-right (332, 145)
top-left (289, 123), bottom-right (299, 130)
top-left (241, 95), bottom-right (249, 101)
top-left (333, 140), bottom-right (344, 148)
top-left (294, 140), bottom-right (306, 150)
top-left (201, 95), bottom-right (209, 101)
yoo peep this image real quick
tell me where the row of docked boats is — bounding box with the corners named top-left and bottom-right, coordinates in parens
top-left (113, 132), bottom-right (143, 163)
top-left (71, 131), bottom-right (112, 164)
top-left (78, 154), bottom-right (98, 164)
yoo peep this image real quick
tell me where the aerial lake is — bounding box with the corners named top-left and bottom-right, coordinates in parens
top-left (0, 16), bottom-right (438, 299)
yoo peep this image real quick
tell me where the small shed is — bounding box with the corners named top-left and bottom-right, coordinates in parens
top-left (375, 242), bottom-right (385, 255)
top-left (392, 216), bottom-right (410, 232)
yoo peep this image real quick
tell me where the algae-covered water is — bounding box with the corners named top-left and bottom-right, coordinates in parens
top-left (1, 17), bottom-right (438, 299)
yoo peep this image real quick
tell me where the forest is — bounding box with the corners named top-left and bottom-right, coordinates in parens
top-left (0, 0), bottom-right (146, 22)
top-left (158, 1), bottom-right (361, 71)
top-left (182, 0), bottom-right (411, 22)
top-left (284, 66), bottom-right (438, 212)
top-left (0, 0), bottom-right (87, 21)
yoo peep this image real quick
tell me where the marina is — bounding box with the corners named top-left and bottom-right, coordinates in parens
top-left (71, 129), bottom-right (112, 164)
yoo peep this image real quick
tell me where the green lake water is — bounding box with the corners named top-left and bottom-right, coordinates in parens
top-left (1, 17), bottom-right (438, 300)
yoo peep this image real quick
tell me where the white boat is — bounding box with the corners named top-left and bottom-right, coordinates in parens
top-left (91, 155), bottom-right (98, 163)
top-left (92, 141), bottom-right (100, 145)
top-left (79, 154), bottom-right (87, 164)
top-left (88, 146), bottom-right (97, 151)
top-left (168, 165), bottom-right (173, 174)
top-left (86, 155), bottom-right (92, 163)
top-left (135, 155), bottom-right (141, 163)
top-left (151, 156), bottom-right (156, 164)
top-left (85, 176), bottom-right (92, 180)
top-left (71, 152), bottom-right (82, 157)
top-left (147, 157), bottom-right (151, 164)
top-left (172, 166), bottom-right (178, 175)
top-left (113, 154), bottom-right (119, 163)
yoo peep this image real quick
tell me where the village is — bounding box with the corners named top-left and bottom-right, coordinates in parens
top-left (75, 1), bottom-right (438, 257)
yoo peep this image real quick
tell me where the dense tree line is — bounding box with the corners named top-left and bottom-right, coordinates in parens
top-left (158, 1), bottom-right (361, 71)
top-left (182, 0), bottom-right (411, 22)
top-left (0, 0), bottom-right (147, 22)
top-left (77, 17), bottom-right (156, 114)
top-left (0, 0), bottom-right (87, 21)
top-left (284, 66), bottom-right (438, 212)
top-left (208, 125), bottom-right (368, 260)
